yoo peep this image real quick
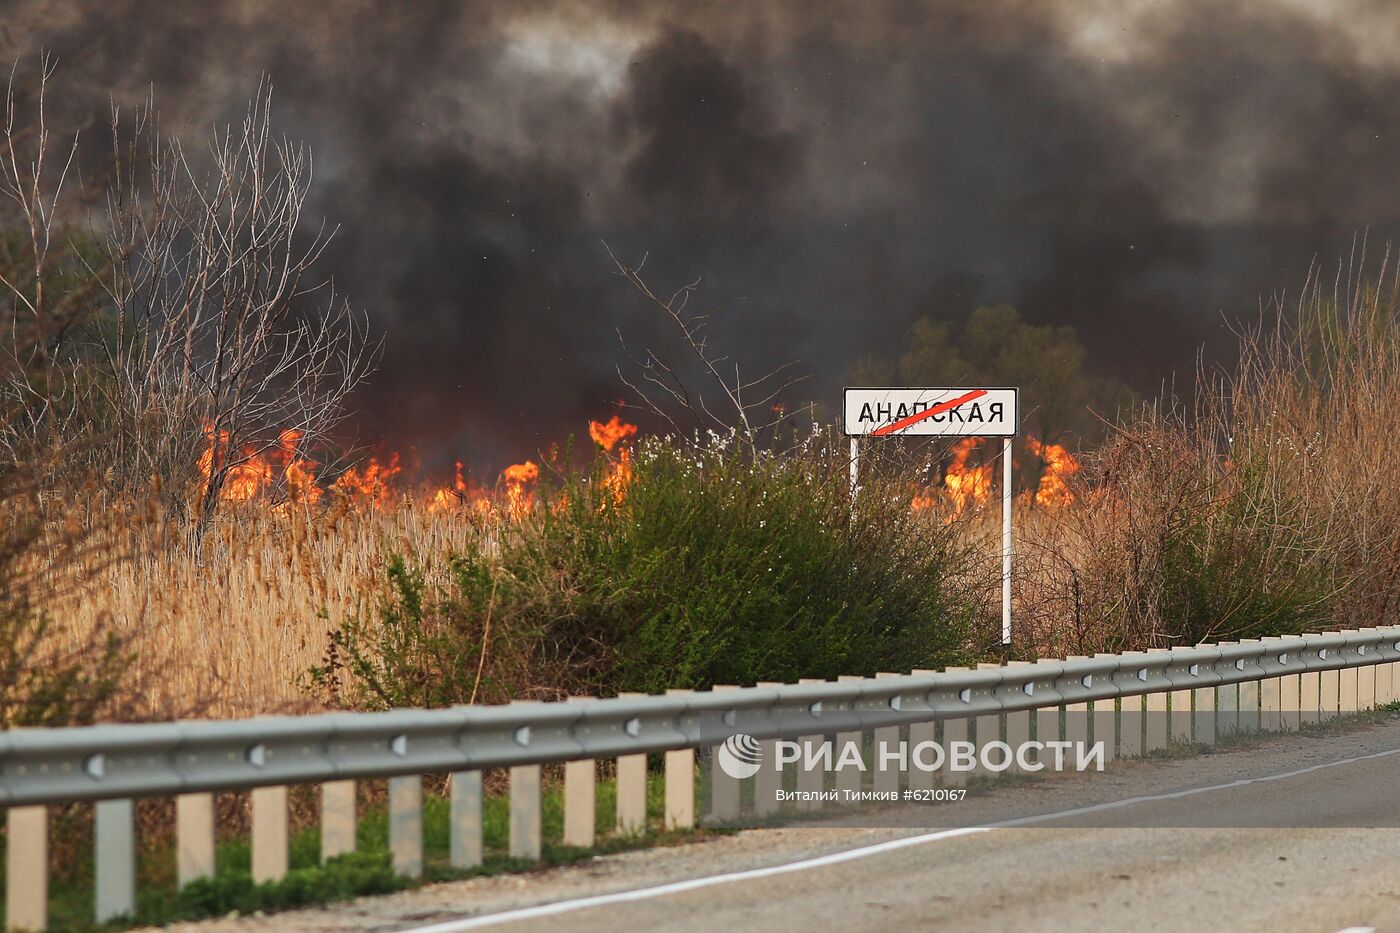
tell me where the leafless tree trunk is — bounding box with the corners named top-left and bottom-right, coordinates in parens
top-left (0, 61), bottom-right (378, 530)
top-left (607, 245), bottom-right (808, 454)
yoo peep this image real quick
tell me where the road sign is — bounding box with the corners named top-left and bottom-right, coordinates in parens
top-left (843, 386), bottom-right (1019, 648)
top-left (843, 387), bottom-right (1018, 437)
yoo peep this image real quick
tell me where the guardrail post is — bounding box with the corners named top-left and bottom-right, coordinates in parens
top-left (176, 792), bottom-right (216, 887)
top-left (703, 686), bottom-right (739, 824)
top-left (755, 682), bottom-right (784, 816)
top-left (1217, 673), bottom-right (1239, 737)
top-left (1385, 634), bottom-right (1400, 704)
top-left (1064, 656), bottom-right (1090, 759)
top-left (617, 691), bottom-right (650, 833)
top-left (1033, 659), bottom-right (1062, 766)
top-left (251, 785), bottom-right (289, 883)
top-left (1144, 650), bottom-right (1169, 753)
top-left (6, 804), bottom-right (46, 933)
top-left (1166, 651), bottom-right (1192, 744)
top-left (663, 689), bottom-right (694, 831)
top-left (796, 679), bottom-right (828, 810)
top-left (1120, 694), bottom-right (1143, 757)
top-left (874, 673), bottom-right (903, 791)
top-left (564, 756), bottom-right (597, 846)
top-left (1320, 662), bottom-right (1340, 720)
top-left (1260, 675), bottom-right (1281, 733)
top-left (1145, 688), bottom-right (1168, 753)
top-left (389, 775), bottom-right (423, 879)
top-left (1299, 662), bottom-right (1321, 725)
top-left (1238, 678), bottom-right (1260, 733)
top-left (510, 764), bottom-right (542, 859)
top-left (94, 798), bottom-right (135, 923)
top-left (1193, 679), bottom-right (1215, 746)
top-left (1377, 654), bottom-right (1395, 706)
top-left (1340, 662), bottom-right (1359, 714)
top-left (321, 780), bottom-right (356, 862)
top-left (564, 696), bottom-right (597, 846)
top-left (939, 666), bottom-right (971, 784)
top-left (1091, 691), bottom-right (1117, 764)
top-left (908, 671), bottom-right (938, 791)
top-left (835, 676), bottom-right (866, 797)
top-left (450, 770), bottom-right (483, 868)
top-left (1115, 654), bottom-right (1144, 758)
top-left (975, 663), bottom-right (1003, 776)
top-left (1238, 640), bottom-right (1261, 733)
top-left (1279, 636), bottom-right (1303, 732)
top-left (1003, 662), bottom-right (1032, 775)
top-left (1358, 638), bottom-right (1377, 710)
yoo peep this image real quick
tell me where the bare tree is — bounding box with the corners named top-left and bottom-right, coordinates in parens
top-left (0, 55), bottom-right (109, 452)
top-left (0, 62), bottom-right (378, 528)
top-left (607, 245), bottom-right (808, 453)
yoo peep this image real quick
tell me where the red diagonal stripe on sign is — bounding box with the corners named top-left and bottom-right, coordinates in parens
top-left (869, 389), bottom-right (990, 437)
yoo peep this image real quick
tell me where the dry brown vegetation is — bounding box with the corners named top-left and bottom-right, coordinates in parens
top-left (44, 495), bottom-right (484, 718)
top-left (20, 256), bottom-right (1400, 723)
top-left (1020, 258), bottom-right (1400, 654)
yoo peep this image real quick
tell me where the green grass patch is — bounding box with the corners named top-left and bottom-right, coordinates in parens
top-left (7, 772), bottom-right (715, 932)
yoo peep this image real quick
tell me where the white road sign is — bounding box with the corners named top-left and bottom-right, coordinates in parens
top-left (843, 384), bottom-right (1020, 648)
top-left (843, 387), bottom-right (1018, 437)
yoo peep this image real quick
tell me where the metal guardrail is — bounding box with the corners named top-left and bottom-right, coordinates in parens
top-left (3, 628), bottom-right (1398, 806)
top-left (2, 626), bottom-right (1398, 930)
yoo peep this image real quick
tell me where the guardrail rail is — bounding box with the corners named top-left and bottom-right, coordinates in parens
top-left (3, 626), bottom-right (1399, 930)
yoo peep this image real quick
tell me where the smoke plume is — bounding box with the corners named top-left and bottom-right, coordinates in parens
top-left (10, 0), bottom-right (1400, 471)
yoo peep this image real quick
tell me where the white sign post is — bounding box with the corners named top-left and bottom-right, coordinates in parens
top-left (843, 387), bottom-right (1019, 647)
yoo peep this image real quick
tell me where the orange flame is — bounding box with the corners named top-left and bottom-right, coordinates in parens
top-left (197, 424), bottom-right (305, 503)
top-left (942, 438), bottom-right (993, 514)
top-left (588, 415), bottom-right (638, 452)
top-left (589, 415), bottom-right (638, 505)
top-left (332, 453), bottom-right (402, 506)
top-left (277, 430), bottom-right (322, 505)
top-left (194, 415), bottom-right (641, 518)
top-left (1025, 436), bottom-right (1080, 507)
top-left (428, 460), bottom-right (494, 515)
top-left (503, 460), bottom-right (540, 517)
top-left (600, 447), bottom-right (633, 504)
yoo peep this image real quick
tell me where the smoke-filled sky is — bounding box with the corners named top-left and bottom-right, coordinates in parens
top-left (10, 0), bottom-right (1400, 472)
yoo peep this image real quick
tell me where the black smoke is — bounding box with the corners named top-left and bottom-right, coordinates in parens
top-left (10, 1), bottom-right (1400, 473)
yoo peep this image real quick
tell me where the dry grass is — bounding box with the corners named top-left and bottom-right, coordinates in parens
top-left (31, 259), bottom-right (1400, 720)
top-left (30, 467), bottom-right (1175, 720)
top-left (50, 494), bottom-right (490, 719)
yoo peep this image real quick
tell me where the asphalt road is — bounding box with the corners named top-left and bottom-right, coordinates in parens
top-left (160, 716), bottom-right (1400, 933)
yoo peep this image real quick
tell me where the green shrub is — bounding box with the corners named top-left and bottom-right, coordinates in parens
top-left (309, 432), bottom-right (980, 706)
top-left (1154, 448), bottom-right (1337, 645)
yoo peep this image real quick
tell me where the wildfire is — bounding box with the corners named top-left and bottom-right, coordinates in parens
top-left (1025, 436), bottom-right (1080, 508)
top-left (331, 453), bottom-right (402, 506)
top-left (192, 413), bottom-right (644, 517)
top-left (942, 438), bottom-right (994, 514)
top-left (589, 415), bottom-right (639, 504)
top-left (588, 415), bottom-right (637, 452)
top-left (428, 460), bottom-right (473, 513)
top-left (197, 425), bottom-right (319, 504)
top-left (502, 460), bottom-right (540, 517)
top-left (278, 430), bottom-right (322, 505)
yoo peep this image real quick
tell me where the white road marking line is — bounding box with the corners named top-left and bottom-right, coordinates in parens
top-left (1335, 927), bottom-right (1376, 932)
top-left (401, 745), bottom-right (1400, 932)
